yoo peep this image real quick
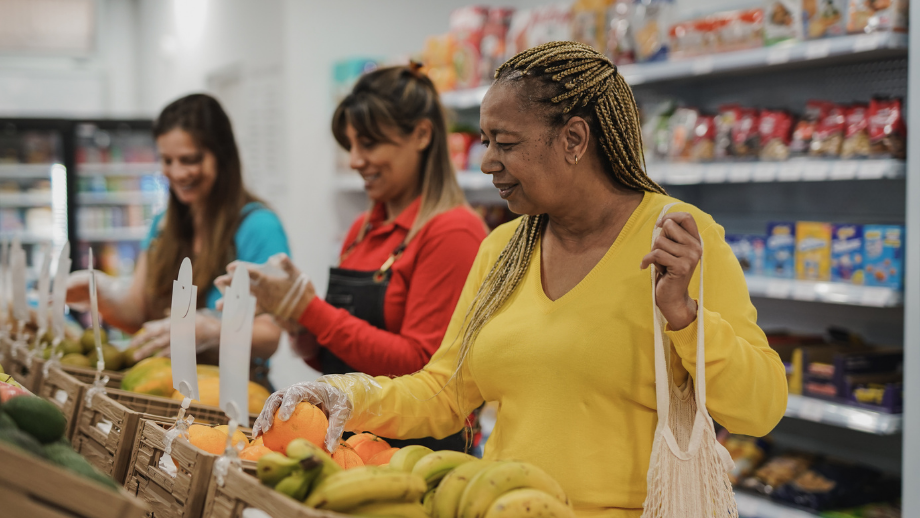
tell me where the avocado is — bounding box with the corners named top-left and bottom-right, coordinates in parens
top-left (43, 442), bottom-right (119, 490)
top-left (121, 346), bottom-right (141, 369)
top-left (60, 339), bottom-right (83, 356)
top-left (0, 411), bottom-right (17, 430)
top-left (86, 344), bottom-right (123, 371)
top-left (0, 427), bottom-right (47, 458)
top-left (80, 328), bottom-right (108, 354)
top-left (2, 396), bottom-right (67, 444)
top-left (60, 353), bottom-right (92, 368)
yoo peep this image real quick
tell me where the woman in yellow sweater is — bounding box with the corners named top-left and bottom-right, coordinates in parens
top-left (244, 42), bottom-right (788, 517)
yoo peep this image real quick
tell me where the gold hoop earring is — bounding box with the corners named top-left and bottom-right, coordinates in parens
top-left (574, 155), bottom-right (579, 165)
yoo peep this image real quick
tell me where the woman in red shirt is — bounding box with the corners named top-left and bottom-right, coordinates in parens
top-left (225, 63), bottom-right (486, 451)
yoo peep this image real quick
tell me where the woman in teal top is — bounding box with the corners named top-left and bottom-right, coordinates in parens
top-left (67, 94), bottom-right (289, 387)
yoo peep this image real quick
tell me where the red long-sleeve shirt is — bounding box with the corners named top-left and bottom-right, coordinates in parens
top-left (298, 198), bottom-right (487, 376)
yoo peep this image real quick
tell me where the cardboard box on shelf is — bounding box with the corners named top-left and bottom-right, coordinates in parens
top-left (863, 224), bottom-right (904, 290)
top-left (795, 222), bottom-right (833, 282)
top-left (831, 224), bottom-right (864, 284)
top-left (766, 222), bottom-right (797, 279)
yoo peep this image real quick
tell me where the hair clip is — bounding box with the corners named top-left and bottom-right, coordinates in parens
top-left (408, 60), bottom-right (425, 77)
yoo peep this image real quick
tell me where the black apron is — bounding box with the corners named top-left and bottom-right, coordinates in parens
top-left (318, 243), bottom-right (467, 452)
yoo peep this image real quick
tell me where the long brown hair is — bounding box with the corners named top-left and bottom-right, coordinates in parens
top-left (146, 93), bottom-right (260, 317)
top-left (331, 65), bottom-right (469, 245)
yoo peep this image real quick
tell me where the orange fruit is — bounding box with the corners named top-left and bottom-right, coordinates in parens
top-left (251, 435), bottom-right (264, 447)
top-left (239, 443), bottom-right (273, 462)
top-left (366, 447), bottom-right (400, 466)
top-left (214, 425), bottom-right (249, 449)
top-left (345, 433), bottom-right (392, 463)
top-left (188, 424), bottom-right (227, 455)
top-left (331, 441), bottom-right (364, 469)
top-left (262, 402), bottom-right (329, 454)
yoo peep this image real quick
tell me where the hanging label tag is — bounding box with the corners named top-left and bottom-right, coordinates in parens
top-left (88, 249), bottom-right (104, 363)
top-left (10, 238), bottom-right (28, 324)
top-left (219, 266), bottom-right (256, 423)
top-left (35, 243), bottom-right (52, 334)
top-left (171, 258), bottom-right (199, 401)
top-left (51, 242), bottom-right (71, 341)
top-left (0, 239), bottom-right (8, 326)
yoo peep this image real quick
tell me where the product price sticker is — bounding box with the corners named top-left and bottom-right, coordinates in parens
top-left (801, 161), bottom-right (831, 181)
top-left (728, 163), bottom-right (754, 183)
top-left (829, 161), bottom-right (858, 180)
top-left (798, 398), bottom-right (825, 422)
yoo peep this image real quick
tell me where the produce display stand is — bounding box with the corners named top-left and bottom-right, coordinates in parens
top-left (0, 335), bottom-right (12, 374)
top-left (0, 441), bottom-right (148, 518)
top-left (5, 341), bottom-right (47, 393)
top-left (202, 465), bottom-right (346, 518)
top-left (73, 388), bottom-right (234, 485)
top-left (36, 365), bottom-right (125, 440)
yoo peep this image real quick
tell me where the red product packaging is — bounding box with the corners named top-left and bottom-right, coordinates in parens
top-left (759, 109), bottom-right (795, 161)
top-left (480, 8), bottom-right (514, 84)
top-left (790, 100), bottom-right (831, 156)
top-left (450, 6), bottom-right (489, 89)
top-left (841, 103), bottom-right (870, 159)
top-left (688, 115), bottom-right (716, 162)
top-left (448, 133), bottom-right (476, 171)
top-left (868, 97), bottom-right (906, 159)
top-left (715, 104), bottom-right (742, 159)
top-left (732, 108), bottom-right (761, 158)
top-left (810, 103), bottom-right (846, 157)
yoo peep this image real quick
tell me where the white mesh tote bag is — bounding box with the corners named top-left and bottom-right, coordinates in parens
top-left (641, 203), bottom-right (738, 518)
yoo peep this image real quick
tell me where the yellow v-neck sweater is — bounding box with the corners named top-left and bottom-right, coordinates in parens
top-left (344, 192), bottom-right (788, 517)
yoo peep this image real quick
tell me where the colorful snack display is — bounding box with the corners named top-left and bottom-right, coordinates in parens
top-left (633, 0), bottom-right (672, 62)
top-left (868, 97), bottom-right (906, 159)
top-left (765, 0), bottom-right (803, 45)
top-left (742, 452), bottom-right (815, 495)
top-left (506, 9), bottom-right (533, 58)
top-left (715, 104), bottom-right (742, 159)
top-left (766, 222), bottom-right (797, 279)
top-left (795, 222), bottom-right (833, 282)
top-left (480, 8), bottom-right (515, 84)
top-left (667, 107), bottom-right (699, 160)
top-left (688, 114), bottom-right (716, 161)
top-left (726, 234), bottom-right (767, 275)
top-left (847, 0), bottom-right (909, 33)
top-left (572, 0), bottom-right (613, 51)
top-left (803, 0), bottom-right (847, 38)
top-left (863, 224), bottom-right (904, 290)
top-left (810, 103), bottom-right (846, 157)
top-left (790, 100), bottom-right (830, 156)
top-left (449, 6), bottom-right (488, 90)
top-left (841, 103), bottom-right (871, 159)
top-left (724, 435), bottom-right (771, 485)
top-left (759, 109), bottom-right (795, 161)
top-left (528, 3), bottom-right (573, 47)
top-left (448, 133), bottom-right (476, 171)
top-left (771, 461), bottom-right (883, 511)
top-left (831, 224), bottom-right (865, 284)
top-left (732, 108), bottom-right (761, 158)
top-left (719, 8), bottom-right (765, 53)
top-left (606, 0), bottom-right (636, 64)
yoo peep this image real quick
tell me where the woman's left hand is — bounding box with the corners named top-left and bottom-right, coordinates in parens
top-left (217, 253), bottom-right (316, 321)
top-left (640, 212), bottom-right (702, 331)
top-left (129, 310), bottom-right (222, 361)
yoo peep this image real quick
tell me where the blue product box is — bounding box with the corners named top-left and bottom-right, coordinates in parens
top-left (765, 222), bottom-right (796, 279)
top-left (726, 234), bottom-right (766, 276)
top-left (831, 224), bottom-right (864, 284)
top-left (863, 225), bottom-right (904, 290)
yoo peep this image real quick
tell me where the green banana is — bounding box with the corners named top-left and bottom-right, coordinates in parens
top-left (458, 461), bottom-right (569, 518)
top-left (483, 488), bottom-right (576, 518)
top-left (304, 466), bottom-right (427, 512)
top-left (388, 444), bottom-right (434, 472)
top-left (349, 501), bottom-right (430, 518)
top-left (411, 450), bottom-right (478, 489)
top-left (432, 459), bottom-right (494, 518)
top-left (423, 488), bottom-right (437, 515)
top-left (256, 452), bottom-right (301, 487)
top-left (285, 437), bottom-right (341, 493)
top-left (274, 471), bottom-right (311, 502)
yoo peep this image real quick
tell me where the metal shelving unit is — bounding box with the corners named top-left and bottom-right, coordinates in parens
top-left (785, 395), bottom-right (902, 435)
top-left (735, 492), bottom-right (820, 518)
top-left (76, 191), bottom-right (165, 205)
top-left (76, 162), bottom-right (160, 176)
top-left (78, 226), bottom-right (148, 242)
top-left (745, 276), bottom-right (903, 308)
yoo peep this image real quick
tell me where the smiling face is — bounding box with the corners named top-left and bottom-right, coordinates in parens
top-left (156, 128), bottom-right (218, 207)
top-left (479, 83), bottom-right (574, 216)
top-left (344, 121), bottom-right (430, 206)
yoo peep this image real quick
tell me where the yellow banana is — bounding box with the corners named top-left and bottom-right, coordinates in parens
top-left (458, 461), bottom-right (569, 518)
top-left (411, 450), bottom-right (478, 489)
top-left (432, 459), bottom-right (494, 518)
top-left (255, 452), bottom-right (300, 487)
top-left (423, 488), bottom-right (437, 515)
top-left (349, 501), bottom-right (430, 518)
top-left (484, 489), bottom-right (576, 518)
top-left (304, 466), bottom-right (427, 512)
top-left (285, 438), bottom-right (341, 493)
top-left (274, 471), bottom-right (311, 502)
top-left (388, 444), bottom-right (434, 472)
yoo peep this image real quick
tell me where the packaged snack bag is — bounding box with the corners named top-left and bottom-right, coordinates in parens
top-left (668, 19), bottom-right (703, 59)
top-left (715, 104), bottom-right (742, 159)
top-left (742, 453), bottom-right (815, 495)
top-left (448, 133), bottom-right (476, 171)
top-left (790, 100), bottom-right (830, 156)
top-left (803, 0), bottom-right (846, 38)
top-left (810, 103), bottom-right (846, 157)
top-left (528, 3), bottom-right (573, 47)
top-left (605, 0), bottom-right (636, 64)
top-left (667, 107), bottom-right (699, 160)
top-left (759, 109), bottom-right (795, 161)
top-left (506, 9), bottom-right (533, 58)
top-left (772, 461), bottom-right (882, 511)
top-left (841, 103), bottom-right (871, 159)
top-left (642, 100), bottom-right (676, 162)
top-left (766, 222), bottom-right (797, 279)
top-left (633, 0), bottom-right (672, 62)
top-left (726, 235), bottom-right (767, 275)
top-left (831, 224), bottom-right (865, 284)
top-left (847, 0), bottom-right (909, 33)
top-left (868, 97), bottom-right (906, 159)
top-left (863, 224), bottom-right (904, 290)
top-left (795, 222), bottom-right (833, 282)
top-left (732, 108), bottom-right (761, 158)
top-left (723, 435), bottom-right (771, 485)
top-left (720, 8), bottom-right (765, 52)
top-left (572, 0), bottom-right (613, 51)
top-left (423, 34), bottom-right (457, 93)
top-left (480, 8), bottom-right (515, 84)
top-left (450, 6), bottom-right (489, 90)
top-left (765, 0), bottom-right (804, 45)
top-left (688, 114), bottom-right (716, 162)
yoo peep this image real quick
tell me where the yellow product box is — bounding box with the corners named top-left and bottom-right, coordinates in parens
top-left (795, 222), bottom-right (833, 281)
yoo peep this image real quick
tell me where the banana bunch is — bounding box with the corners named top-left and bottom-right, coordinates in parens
top-left (255, 438), bottom-right (339, 501)
top-left (304, 466), bottom-right (428, 516)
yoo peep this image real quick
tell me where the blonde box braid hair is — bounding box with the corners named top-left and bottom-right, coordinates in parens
top-left (450, 41), bottom-right (665, 393)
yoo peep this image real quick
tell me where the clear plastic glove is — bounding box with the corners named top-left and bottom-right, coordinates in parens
top-left (215, 253), bottom-right (315, 321)
top-left (252, 373), bottom-right (382, 452)
top-left (129, 309), bottom-right (222, 362)
top-left (65, 269), bottom-right (117, 313)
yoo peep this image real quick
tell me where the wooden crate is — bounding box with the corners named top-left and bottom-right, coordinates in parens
top-left (37, 365), bottom-right (125, 440)
top-left (0, 440), bottom-right (148, 518)
top-left (202, 466), bottom-right (346, 518)
top-left (6, 341), bottom-right (46, 392)
top-left (73, 388), bottom-right (235, 485)
top-left (0, 335), bottom-right (12, 374)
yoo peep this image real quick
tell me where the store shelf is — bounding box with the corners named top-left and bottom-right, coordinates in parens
top-left (441, 85), bottom-right (491, 110)
top-left (785, 394), bottom-right (902, 435)
top-left (745, 276), bottom-right (902, 308)
top-left (0, 163), bottom-right (55, 179)
top-left (0, 232), bottom-right (53, 244)
top-left (77, 191), bottom-right (166, 205)
top-left (735, 491), bottom-right (819, 518)
top-left (0, 192), bottom-right (52, 207)
top-left (77, 162), bottom-right (160, 176)
top-left (79, 226), bottom-right (148, 242)
top-left (335, 171), bottom-right (495, 192)
top-left (651, 159), bottom-right (904, 185)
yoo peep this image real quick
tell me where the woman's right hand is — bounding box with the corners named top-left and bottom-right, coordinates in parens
top-left (65, 270), bottom-right (114, 311)
top-left (215, 253), bottom-right (316, 321)
top-left (254, 380), bottom-right (354, 452)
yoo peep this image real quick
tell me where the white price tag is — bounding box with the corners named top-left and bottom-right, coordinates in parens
top-left (777, 160), bottom-right (805, 181)
top-left (792, 282), bottom-right (817, 301)
top-left (10, 239), bottom-right (28, 324)
top-left (804, 40), bottom-right (831, 59)
top-left (765, 279), bottom-right (792, 299)
top-left (51, 243), bottom-right (71, 341)
top-left (752, 162), bottom-right (778, 182)
top-left (728, 163), bottom-right (754, 183)
top-left (802, 161), bottom-right (830, 181)
top-left (859, 287), bottom-right (893, 307)
top-left (857, 160), bottom-right (889, 179)
top-left (829, 161), bottom-right (858, 180)
top-left (219, 266), bottom-right (256, 423)
top-left (691, 57), bottom-right (714, 75)
top-left (35, 243), bottom-right (52, 333)
top-left (766, 46), bottom-right (792, 65)
top-left (853, 34), bottom-right (880, 53)
top-left (170, 258), bottom-right (199, 401)
top-left (798, 399), bottom-right (826, 422)
top-left (0, 240), bottom-right (8, 325)
top-left (704, 164), bottom-right (728, 183)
